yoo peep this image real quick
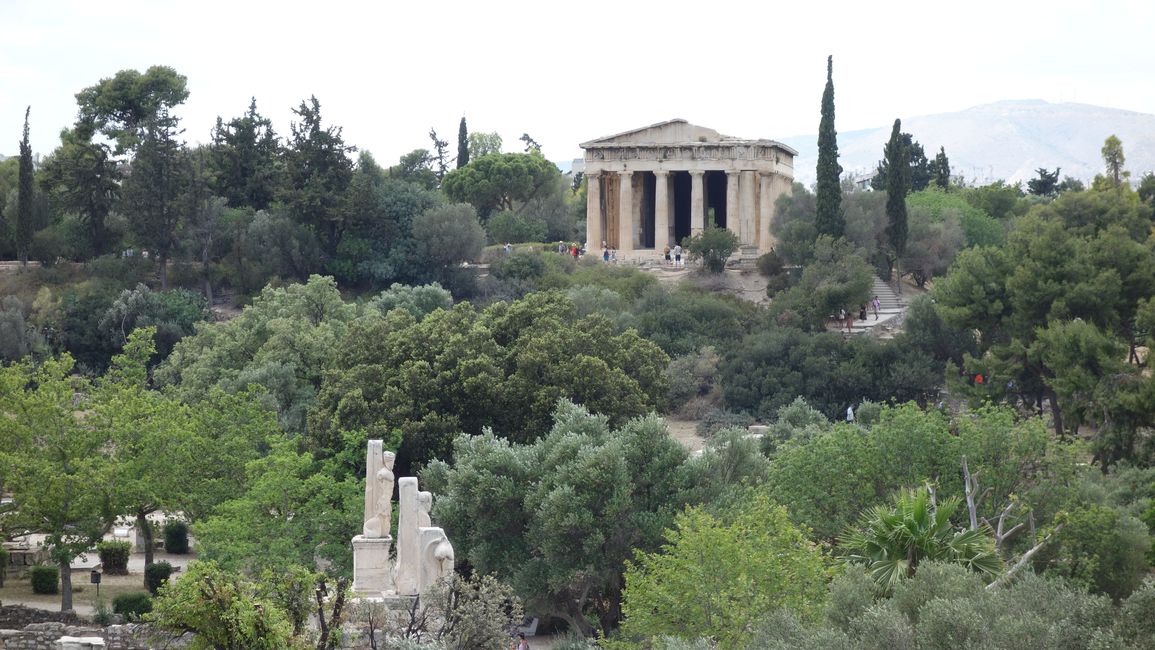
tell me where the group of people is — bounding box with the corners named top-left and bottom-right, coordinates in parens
top-left (838, 296), bottom-right (883, 334)
top-left (662, 244), bottom-right (684, 267)
top-left (554, 241), bottom-right (585, 259)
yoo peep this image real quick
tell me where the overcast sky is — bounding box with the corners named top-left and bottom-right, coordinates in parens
top-left (3, 0), bottom-right (1154, 166)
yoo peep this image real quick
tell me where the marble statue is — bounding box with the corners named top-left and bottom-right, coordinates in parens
top-left (362, 441), bottom-right (396, 538)
top-left (418, 527), bottom-right (455, 593)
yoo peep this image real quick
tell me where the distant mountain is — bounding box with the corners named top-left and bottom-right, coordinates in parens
top-left (781, 100), bottom-right (1155, 187)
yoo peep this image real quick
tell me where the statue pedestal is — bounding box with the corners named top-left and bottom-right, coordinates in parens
top-left (352, 534), bottom-right (393, 595)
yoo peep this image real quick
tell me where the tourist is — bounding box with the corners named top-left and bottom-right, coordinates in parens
top-left (846, 405), bottom-right (855, 423)
top-left (571, 244), bottom-right (579, 260)
top-left (663, 245), bottom-right (671, 264)
top-left (602, 247), bottom-right (610, 263)
top-left (844, 308), bottom-right (854, 334)
top-left (558, 241), bottom-right (566, 254)
top-left (610, 248), bottom-right (617, 262)
top-left (871, 295), bottom-right (881, 320)
top-left (673, 244), bottom-right (683, 268)
top-left (503, 242), bottom-right (512, 256)
top-left (858, 303), bottom-right (867, 321)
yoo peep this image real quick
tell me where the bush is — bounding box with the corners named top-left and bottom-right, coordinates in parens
top-left (487, 209), bottom-right (547, 244)
top-left (490, 251), bottom-right (548, 282)
top-left (145, 561), bottom-right (175, 595)
top-left (0, 545), bottom-right (7, 587)
top-left (682, 225), bottom-right (740, 273)
top-left (97, 540), bottom-right (132, 575)
top-left (696, 408), bottom-right (754, 438)
top-left (30, 565), bottom-right (59, 594)
top-left (164, 520), bottom-right (190, 554)
top-left (93, 597), bottom-right (113, 626)
top-left (664, 347), bottom-right (722, 417)
top-left (112, 591), bottom-right (153, 621)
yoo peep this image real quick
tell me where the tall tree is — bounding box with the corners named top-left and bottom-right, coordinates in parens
top-left (930, 145), bottom-right (951, 189)
top-left (16, 106), bottom-right (33, 266)
top-left (74, 66), bottom-right (189, 155)
top-left (1027, 167), bottom-right (1061, 197)
top-left (456, 116), bottom-right (469, 169)
top-left (468, 132), bottom-right (503, 159)
top-left (39, 125), bottom-right (119, 256)
top-left (519, 133), bottom-right (542, 153)
top-left (429, 128), bottom-right (450, 183)
top-left (1101, 135), bottom-right (1128, 188)
top-left (871, 132), bottom-right (929, 192)
top-left (814, 55), bottom-right (844, 239)
top-left (883, 119), bottom-right (910, 277)
top-left (120, 108), bottom-right (188, 288)
top-left (282, 96), bottom-right (355, 257)
top-left (209, 98), bottom-right (283, 211)
top-left (0, 356), bottom-right (115, 611)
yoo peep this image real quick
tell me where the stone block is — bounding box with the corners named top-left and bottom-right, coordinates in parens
top-left (351, 535), bottom-right (393, 595)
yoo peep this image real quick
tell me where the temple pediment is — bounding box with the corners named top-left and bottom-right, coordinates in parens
top-left (581, 119), bottom-right (730, 147)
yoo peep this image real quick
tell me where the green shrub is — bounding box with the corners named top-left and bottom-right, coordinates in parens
top-left (757, 250), bottom-right (781, 276)
top-left (487, 210), bottom-right (547, 244)
top-left (164, 520), bottom-right (189, 554)
top-left (30, 565), bottom-right (59, 594)
top-left (93, 597), bottom-right (113, 626)
top-left (97, 540), bottom-right (132, 575)
top-left (112, 591), bottom-right (153, 621)
top-left (145, 561), bottom-right (175, 596)
top-left (491, 251), bottom-right (548, 281)
top-left (683, 225), bottom-right (740, 273)
top-left (0, 545), bottom-right (8, 587)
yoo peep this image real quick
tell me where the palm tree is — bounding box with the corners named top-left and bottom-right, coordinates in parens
top-left (840, 486), bottom-right (1003, 591)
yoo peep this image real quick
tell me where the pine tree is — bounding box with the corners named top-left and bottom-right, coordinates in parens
top-left (121, 109), bottom-right (188, 289)
top-left (814, 56), bottom-right (844, 239)
top-left (456, 116), bottom-right (469, 169)
top-left (883, 119), bottom-right (910, 275)
top-left (17, 107), bottom-right (33, 266)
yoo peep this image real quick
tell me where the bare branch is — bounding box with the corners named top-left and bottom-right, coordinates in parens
top-left (986, 523), bottom-right (1063, 590)
top-left (962, 456), bottom-right (978, 531)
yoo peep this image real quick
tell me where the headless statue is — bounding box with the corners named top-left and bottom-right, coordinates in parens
top-left (362, 442), bottom-right (396, 538)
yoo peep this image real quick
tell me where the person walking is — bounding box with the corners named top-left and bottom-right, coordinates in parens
top-left (673, 244), bottom-right (683, 268)
top-left (871, 295), bottom-right (881, 320)
top-left (844, 308), bottom-right (854, 334)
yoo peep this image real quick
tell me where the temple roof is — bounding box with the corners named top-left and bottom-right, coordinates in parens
top-left (580, 119), bottom-right (797, 155)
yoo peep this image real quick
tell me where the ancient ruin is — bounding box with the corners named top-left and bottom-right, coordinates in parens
top-left (351, 440), bottom-right (454, 597)
top-left (581, 119), bottom-right (796, 254)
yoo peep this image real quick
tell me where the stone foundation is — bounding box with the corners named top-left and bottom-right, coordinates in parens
top-left (0, 622), bottom-right (180, 650)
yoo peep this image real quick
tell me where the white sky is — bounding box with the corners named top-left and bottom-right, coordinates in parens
top-left (3, 0), bottom-right (1154, 165)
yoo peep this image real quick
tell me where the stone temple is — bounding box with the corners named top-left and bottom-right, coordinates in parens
top-left (581, 119), bottom-right (796, 255)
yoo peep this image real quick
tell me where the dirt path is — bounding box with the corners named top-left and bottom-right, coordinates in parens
top-left (664, 416), bottom-right (706, 453)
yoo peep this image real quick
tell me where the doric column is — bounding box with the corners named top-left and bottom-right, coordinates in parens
top-left (725, 170), bottom-right (739, 234)
top-left (586, 172), bottom-right (602, 248)
top-left (740, 170), bottom-right (756, 245)
top-left (690, 170), bottom-right (705, 235)
top-left (654, 170), bottom-right (671, 249)
top-left (758, 172), bottom-right (774, 250)
top-left (618, 170), bottom-right (634, 251)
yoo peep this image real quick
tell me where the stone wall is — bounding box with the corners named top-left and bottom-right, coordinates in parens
top-left (0, 607), bottom-right (84, 629)
top-left (0, 622), bottom-right (183, 650)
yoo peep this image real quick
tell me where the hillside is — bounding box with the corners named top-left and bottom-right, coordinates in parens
top-left (782, 100), bottom-right (1155, 187)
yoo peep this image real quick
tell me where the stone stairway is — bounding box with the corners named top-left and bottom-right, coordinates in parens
top-left (826, 276), bottom-right (909, 338)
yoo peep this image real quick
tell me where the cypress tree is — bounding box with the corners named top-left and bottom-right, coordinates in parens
top-left (456, 116), bottom-right (469, 169)
top-left (814, 55), bottom-right (843, 238)
top-left (16, 106), bottom-right (33, 266)
top-left (883, 119), bottom-right (910, 268)
top-left (931, 146), bottom-right (950, 189)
